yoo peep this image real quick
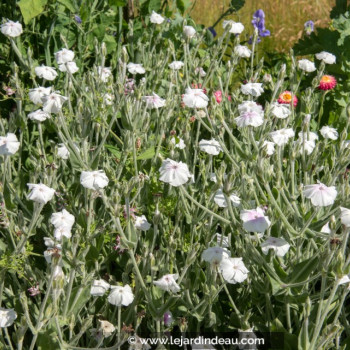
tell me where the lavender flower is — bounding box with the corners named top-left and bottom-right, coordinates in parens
top-left (74, 15), bottom-right (82, 24)
top-left (304, 20), bottom-right (314, 35)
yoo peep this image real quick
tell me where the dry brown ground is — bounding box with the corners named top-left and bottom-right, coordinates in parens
top-left (189, 0), bottom-right (337, 51)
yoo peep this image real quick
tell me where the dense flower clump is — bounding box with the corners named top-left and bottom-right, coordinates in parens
top-left (0, 8), bottom-right (349, 350)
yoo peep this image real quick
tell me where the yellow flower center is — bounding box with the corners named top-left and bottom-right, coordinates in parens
top-left (282, 92), bottom-right (292, 102)
top-left (321, 75), bottom-right (332, 83)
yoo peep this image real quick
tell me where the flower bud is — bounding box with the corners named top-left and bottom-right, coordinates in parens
top-left (163, 311), bottom-right (173, 327)
top-left (101, 42), bottom-right (107, 56)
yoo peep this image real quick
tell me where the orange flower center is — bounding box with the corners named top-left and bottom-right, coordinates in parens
top-left (321, 75), bottom-right (332, 83)
top-left (281, 92), bottom-right (292, 102)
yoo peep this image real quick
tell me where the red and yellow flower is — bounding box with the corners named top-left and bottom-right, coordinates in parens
top-left (319, 75), bottom-right (337, 91)
top-left (278, 91), bottom-right (298, 107)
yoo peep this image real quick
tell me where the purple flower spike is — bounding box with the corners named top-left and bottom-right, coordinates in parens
top-left (251, 9), bottom-right (270, 43)
top-left (74, 15), bottom-right (82, 24)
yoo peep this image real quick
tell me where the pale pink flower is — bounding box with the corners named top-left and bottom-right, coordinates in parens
top-left (159, 158), bottom-right (192, 187)
top-left (303, 182), bottom-right (337, 207)
top-left (240, 207), bottom-right (271, 233)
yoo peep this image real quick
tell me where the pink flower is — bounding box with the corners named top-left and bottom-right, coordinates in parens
top-left (303, 182), bottom-right (337, 207)
top-left (213, 90), bottom-right (232, 104)
top-left (240, 207), bottom-right (271, 233)
top-left (28, 284), bottom-right (40, 296)
top-left (319, 75), bottom-right (337, 91)
top-left (278, 91), bottom-right (298, 107)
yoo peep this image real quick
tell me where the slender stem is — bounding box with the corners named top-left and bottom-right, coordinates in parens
top-left (117, 306), bottom-right (121, 350)
top-left (180, 186), bottom-right (230, 224)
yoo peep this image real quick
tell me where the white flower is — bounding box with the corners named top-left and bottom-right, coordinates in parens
top-left (320, 126), bottom-right (338, 140)
top-left (183, 25), bottom-right (196, 38)
top-left (27, 183), bottom-right (55, 204)
top-left (214, 189), bottom-right (241, 208)
top-left (261, 237), bottom-right (290, 257)
top-left (1, 20), bottom-right (22, 37)
top-left (58, 61), bottom-right (79, 74)
top-left (240, 207), bottom-right (271, 233)
top-left (238, 101), bottom-right (263, 115)
top-left (316, 51), bottom-right (336, 65)
top-left (159, 158), bottom-right (192, 187)
top-left (202, 246), bottom-right (230, 266)
top-left (170, 137), bottom-right (186, 150)
top-left (270, 102), bottom-right (291, 119)
top-left (169, 61), bottom-right (184, 70)
top-left (150, 11), bottom-right (164, 24)
top-left (269, 128), bottom-right (295, 146)
top-left (223, 20), bottom-right (244, 34)
top-left (195, 67), bottom-right (206, 77)
top-left (304, 114), bottom-right (312, 124)
top-left (98, 66), bottom-right (112, 82)
top-left (29, 86), bottom-right (51, 105)
top-left (42, 92), bottom-right (68, 114)
top-left (153, 274), bottom-right (180, 293)
top-left (35, 65), bottom-right (58, 80)
top-left (219, 257), bottom-right (249, 284)
top-left (90, 279), bottom-right (111, 296)
top-left (55, 48), bottom-right (75, 64)
top-left (44, 243), bottom-right (62, 263)
top-left (0, 308), bottom-right (17, 328)
top-left (303, 182), bottom-right (337, 207)
top-left (295, 139), bottom-right (316, 155)
top-left (295, 132), bottom-right (318, 155)
top-left (235, 111), bottom-right (264, 128)
top-left (298, 131), bottom-right (318, 142)
top-left (80, 170), bottom-right (109, 190)
top-left (298, 59), bottom-right (316, 73)
top-left (199, 139), bottom-right (223, 155)
top-left (182, 88), bottom-right (208, 108)
top-left (57, 144), bottom-right (69, 159)
top-left (338, 275), bottom-right (350, 285)
top-left (28, 109), bottom-right (50, 122)
top-left (108, 285), bottom-right (134, 306)
top-left (142, 93), bottom-right (165, 109)
top-left (240, 83), bottom-right (264, 97)
top-left (103, 93), bottom-right (114, 106)
top-left (321, 221), bottom-right (331, 234)
top-left (127, 63), bottom-right (146, 75)
top-left (54, 226), bottom-right (72, 240)
top-left (215, 233), bottom-right (229, 247)
top-left (98, 320), bottom-right (116, 338)
top-left (340, 207), bottom-right (350, 227)
top-left (52, 265), bottom-right (65, 280)
top-left (44, 237), bottom-right (55, 247)
top-left (234, 45), bottom-right (251, 58)
top-left (51, 209), bottom-right (75, 230)
top-left (0, 133), bottom-right (20, 155)
top-left (261, 141), bottom-right (275, 155)
top-left (134, 215), bottom-right (151, 231)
